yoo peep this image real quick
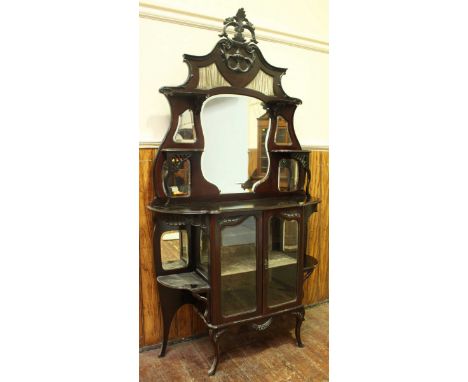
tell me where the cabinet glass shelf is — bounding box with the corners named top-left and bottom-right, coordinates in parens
top-left (220, 250), bottom-right (297, 276)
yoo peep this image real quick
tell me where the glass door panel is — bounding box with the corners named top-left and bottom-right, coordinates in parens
top-left (267, 216), bottom-right (299, 307)
top-left (220, 216), bottom-right (257, 317)
top-left (196, 227), bottom-right (209, 279)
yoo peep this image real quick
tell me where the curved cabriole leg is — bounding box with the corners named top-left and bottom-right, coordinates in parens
top-left (293, 307), bottom-right (305, 348)
top-left (208, 329), bottom-right (225, 376)
top-left (158, 285), bottom-right (183, 358)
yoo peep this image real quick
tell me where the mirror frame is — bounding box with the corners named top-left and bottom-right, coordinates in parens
top-left (152, 8), bottom-right (311, 202)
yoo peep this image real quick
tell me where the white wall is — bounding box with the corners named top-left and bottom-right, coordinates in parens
top-left (139, 0), bottom-right (328, 147)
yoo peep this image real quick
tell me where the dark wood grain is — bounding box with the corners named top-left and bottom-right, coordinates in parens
top-left (139, 148), bottom-right (329, 347)
top-left (140, 10), bottom-right (328, 376)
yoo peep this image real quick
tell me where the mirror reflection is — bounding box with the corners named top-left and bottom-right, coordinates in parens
top-left (201, 95), bottom-right (266, 194)
top-left (173, 109), bottom-right (196, 143)
top-left (163, 159), bottom-right (191, 197)
top-left (274, 115), bottom-right (292, 145)
top-left (278, 159), bottom-right (299, 192)
top-left (161, 230), bottom-right (189, 270)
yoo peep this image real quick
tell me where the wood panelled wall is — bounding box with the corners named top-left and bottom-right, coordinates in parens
top-left (139, 148), bottom-right (329, 348)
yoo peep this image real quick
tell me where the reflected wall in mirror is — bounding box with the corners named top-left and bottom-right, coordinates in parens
top-left (173, 109), bottom-right (196, 143)
top-left (274, 115), bottom-right (292, 145)
top-left (163, 159), bottom-right (191, 197)
top-left (278, 159), bottom-right (299, 192)
top-left (161, 230), bottom-right (189, 270)
top-left (201, 95), bottom-right (267, 194)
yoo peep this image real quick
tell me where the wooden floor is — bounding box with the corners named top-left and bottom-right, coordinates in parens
top-left (140, 302), bottom-right (328, 382)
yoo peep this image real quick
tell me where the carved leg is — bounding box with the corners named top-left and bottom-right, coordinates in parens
top-left (208, 329), bottom-right (226, 376)
top-left (158, 285), bottom-right (183, 357)
top-left (159, 312), bottom-right (172, 358)
top-left (293, 307), bottom-right (305, 348)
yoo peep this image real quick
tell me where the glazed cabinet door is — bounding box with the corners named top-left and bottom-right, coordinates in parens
top-left (214, 213), bottom-right (262, 323)
top-left (263, 209), bottom-right (303, 313)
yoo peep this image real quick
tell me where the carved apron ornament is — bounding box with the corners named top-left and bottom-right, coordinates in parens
top-left (219, 8), bottom-right (258, 73)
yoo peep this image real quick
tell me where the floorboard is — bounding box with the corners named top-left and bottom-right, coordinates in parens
top-left (140, 303), bottom-right (328, 381)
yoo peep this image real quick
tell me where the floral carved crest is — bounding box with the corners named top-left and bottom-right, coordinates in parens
top-left (219, 8), bottom-right (258, 73)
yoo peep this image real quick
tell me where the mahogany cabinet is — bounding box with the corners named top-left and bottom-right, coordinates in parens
top-left (148, 8), bottom-right (320, 375)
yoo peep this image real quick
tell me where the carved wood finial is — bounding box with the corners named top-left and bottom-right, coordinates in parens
top-left (219, 8), bottom-right (257, 44)
top-left (219, 8), bottom-right (258, 73)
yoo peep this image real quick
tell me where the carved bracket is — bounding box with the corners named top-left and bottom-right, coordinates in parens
top-left (291, 152), bottom-right (311, 200)
top-left (291, 309), bottom-right (305, 322)
top-left (167, 153), bottom-right (192, 172)
top-left (291, 153), bottom-right (309, 170)
top-left (191, 291), bottom-right (209, 319)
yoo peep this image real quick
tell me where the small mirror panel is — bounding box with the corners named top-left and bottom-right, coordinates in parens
top-left (161, 230), bottom-right (189, 270)
top-left (173, 110), bottom-right (196, 143)
top-left (197, 228), bottom-right (210, 278)
top-left (278, 159), bottom-right (299, 192)
top-left (274, 115), bottom-right (292, 145)
top-left (163, 159), bottom-right (191, 197)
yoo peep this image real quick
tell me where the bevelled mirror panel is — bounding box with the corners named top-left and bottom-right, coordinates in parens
top-left (163, 159), bottom-right (191, 197)
top-left (161, 230), bottom-right (189, 270)
top-left (197, 228), bottom-right (210, 278)
top-left (173, 109), bottom-right (196, 143)
top-left (278, 159), bottom-right (299, 192)
top-left (274, 115), bottom-right (292, 145)
top-left (201, 95), bottom-right (267, 194)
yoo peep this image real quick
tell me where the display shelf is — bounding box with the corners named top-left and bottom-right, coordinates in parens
top-left (221, 249), bottom-right (297, 276)
top-left (149, 195), bottom-right (319, 215)
top-left (157, 271), bottom-right (210, 293)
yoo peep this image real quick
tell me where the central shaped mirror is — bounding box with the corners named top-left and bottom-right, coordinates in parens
top-left (201, 95), bottom-right (268, 194)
